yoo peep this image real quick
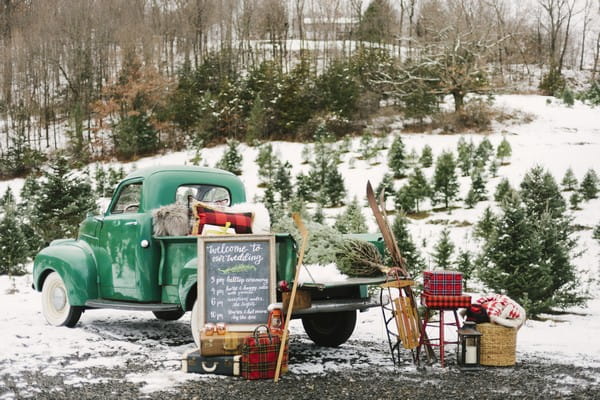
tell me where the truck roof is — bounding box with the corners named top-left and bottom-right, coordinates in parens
top-left (119, 165), bottom-right (247, 210)
top-left (125, 165), bottom-right (236, 180)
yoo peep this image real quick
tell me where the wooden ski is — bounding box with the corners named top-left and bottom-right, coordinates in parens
top-left (366, 181), bottom-right (436, 363)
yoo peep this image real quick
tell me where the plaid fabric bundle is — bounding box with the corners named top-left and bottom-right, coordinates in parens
top-left (476, 295), bottom-right (523, 320)
top-left (240, 326), bottom-right (288, 380)
top-left (423, 271), bottom-right (463, 296)
top-left (191, 201), bottom-right (253, 235)
top-left (421, 294), bottom-right (472, 309)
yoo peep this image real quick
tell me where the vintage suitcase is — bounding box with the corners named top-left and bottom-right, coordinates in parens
top-left (200, 331), bottom-right (252, 356)
top-left (240, 325), bottom-right (288, 380)
top-left (423, 270), bottom-right (463, 296)
top-left (181, 349), bottom-right (241, 375)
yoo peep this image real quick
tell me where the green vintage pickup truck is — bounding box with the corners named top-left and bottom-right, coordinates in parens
top-left (33, 165), bottom-right (385, 347)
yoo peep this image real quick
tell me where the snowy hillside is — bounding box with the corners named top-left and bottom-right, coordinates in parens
top-left (1, 94), bottom-right (599, 396)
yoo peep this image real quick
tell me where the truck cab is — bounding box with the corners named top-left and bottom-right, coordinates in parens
top-left (33, 165), bottom-right (384, 347)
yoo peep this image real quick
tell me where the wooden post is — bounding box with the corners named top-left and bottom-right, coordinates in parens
top-left (274, 213), bottom-right (309, 382)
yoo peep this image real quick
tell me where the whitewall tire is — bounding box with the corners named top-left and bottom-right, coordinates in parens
top-left (41, 272), bottom-right (82, 327)
top-left (191, 299), bottom-right (200, 347)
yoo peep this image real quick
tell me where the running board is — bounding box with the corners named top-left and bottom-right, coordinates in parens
top-left (85, 299), bottom-right (182, 312)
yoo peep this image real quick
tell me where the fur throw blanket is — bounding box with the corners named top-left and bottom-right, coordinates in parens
top-left (152, 202), bottom-right (271, 236)
top-left (152, 203), bottom-right (190, 236)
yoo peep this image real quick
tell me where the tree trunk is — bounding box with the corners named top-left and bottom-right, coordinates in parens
top-left (453, 91), bottom-right (464, 113)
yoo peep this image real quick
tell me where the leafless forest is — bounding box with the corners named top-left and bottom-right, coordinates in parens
top-left (0, 0), bottom-right (599, 172)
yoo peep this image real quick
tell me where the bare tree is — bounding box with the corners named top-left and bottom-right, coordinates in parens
top-left (538, 0), bottom-right (577, 74)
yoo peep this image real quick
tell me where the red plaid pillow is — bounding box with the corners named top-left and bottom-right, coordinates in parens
top-left (191, 202), bottom-right (253, 235)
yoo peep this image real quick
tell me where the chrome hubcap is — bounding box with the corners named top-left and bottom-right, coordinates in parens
top-left (51, 286), bottom-right (67, 311)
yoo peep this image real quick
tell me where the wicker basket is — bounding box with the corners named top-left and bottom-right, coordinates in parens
top-left (476, 323), bottom-right (517, 366)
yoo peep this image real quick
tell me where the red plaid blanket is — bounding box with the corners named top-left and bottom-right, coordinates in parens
top-left (421, 294), bottom-right (472, 309)
top-left (240, 326), bottom-right (288, 380)
top-left (191, 201), bottom-right (253, 235)
top-left (423, 271), bottom-right (463, 296)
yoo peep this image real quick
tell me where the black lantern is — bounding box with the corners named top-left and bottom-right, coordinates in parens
top-left (457, 321), bottom-right (482, 370)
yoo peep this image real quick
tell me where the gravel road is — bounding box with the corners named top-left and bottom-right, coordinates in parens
top-left (2, 336), bottom-right (599, 400)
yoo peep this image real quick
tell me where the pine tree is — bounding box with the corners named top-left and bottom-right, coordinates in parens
top-left (388, 134), bottom-right (407, 178)
top-left (569, 192), bottom-right (581, 210)
top-left (0, 187), bottom-right (15, 208)
top-left (431, 151), bottom-right (459, 209)
top-left (18, 177), bottom-right (43, 254)
top-left (470, 167), bottom-right (488, 202)
top-left (107, 166), bottom-right (126, 195)
top-left (474, 137), bottom-right (493, 168)
top-left (262, 185), bottom-right (280, 225)
top-left (313, 205), bottom-right (325, 224)
top-left (339, 136), bottom-right (352, 154)
top-left (325, 166), bottom-right (346, 207)
top-left (0, 202), bottom-right (29, 276)
top-left (94, 164), bottom-right (108, 197)
top-left (593, 222), bottom-right (600, 242)
top-left (455, 249), bottom-right (475, 290)
top-left (301, 144), bottom-right (311, 165)
top-left (464, 188), bottom-right (478, 209)
top-left (391, 213), bottom-right (425, 277)
top-left (494, 178), bottom-right (514, 203)
top-left (579, 168), bottom-right (599, 200)
top-left (273, 161), bottom-right (293, 203)
top-left (216, 139), bottom-right (243, 175)
top-left (496, 137), bottom-right (512, 165)
top-left (375, 173), bottom-right (396, 202)
top-left (474, 206), bottom-right (497, 241)
top-left (477, 190), bottom-right (585, 317)
top-left (456, 136), bottom-right (474, 176)
top-left (432, 228), bottom-right (455, 270)
top-left (333, 197), bottom-right (368, 234)
top-left (488, 158), bottom-right (499, 177)
top-left (359, 131), bottom-right (378, 162)
top-left (407, 167), bottom-right (430, 212)
top-left (246, 94), bottom-right (266, 142)
top-left (256, 143), bottom-right (278, 187)
top-left (295, 172), bottom-right (313, 203)
top-left (30, 156), bottom-right (98, 244)
top-left (420, 145), bottom-right (433, 168)
top-left (395, 185), bottom-right (416, 214)
top-left (561, 167), bottom-right (578, 191)
top-left (406, 148), bottom-right (419, 169)
top-left (520, 166), bottom-right (566, 219)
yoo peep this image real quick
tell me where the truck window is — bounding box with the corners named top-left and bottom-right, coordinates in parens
top-left (176, 185), bottom-right (231, 207)
top-left (111, 182), bottom-right (142, 214)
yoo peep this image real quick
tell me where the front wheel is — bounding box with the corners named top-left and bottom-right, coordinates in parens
top-left (301, 310), bottom-right (357, 347)
top-left (41, 272), bottom-right (83, 327)
top-left (190, 300), bottom-right (200, 347)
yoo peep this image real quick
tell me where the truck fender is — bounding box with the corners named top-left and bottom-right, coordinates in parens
top-left (178, 257), bottom-right (198, 311)
top-left (33, 239), bottom-right (98, 306)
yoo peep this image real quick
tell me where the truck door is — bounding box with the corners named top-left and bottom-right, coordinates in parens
top-left (96, 180), bottom-right (160, 302)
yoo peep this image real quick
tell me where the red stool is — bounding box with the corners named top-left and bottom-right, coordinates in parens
top-left (418, 295), bottom-right (471, 367)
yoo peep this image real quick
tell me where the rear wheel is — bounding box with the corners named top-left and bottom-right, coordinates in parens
top-left (41, 272), bottom-right (83, 327)
top-left (153, 309), bottom-right (185, 321)
top-left (301, 310), bottom-right (357, 347)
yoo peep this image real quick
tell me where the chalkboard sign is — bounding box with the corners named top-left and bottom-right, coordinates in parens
top-left (197, 235), bottom-right (276, 331)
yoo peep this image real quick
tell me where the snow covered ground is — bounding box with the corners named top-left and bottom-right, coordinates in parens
top-left (1, 94), bottom-right (599, 396)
